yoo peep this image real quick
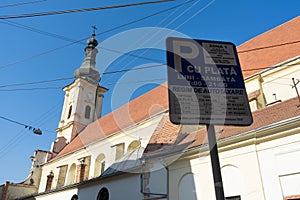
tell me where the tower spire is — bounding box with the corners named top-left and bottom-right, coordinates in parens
top-left (74, 30), bottom-right (100, 85)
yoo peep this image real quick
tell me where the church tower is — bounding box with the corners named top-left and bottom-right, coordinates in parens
top-left (52, 33), bottom-right (108, 153)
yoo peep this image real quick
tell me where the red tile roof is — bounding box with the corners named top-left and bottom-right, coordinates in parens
top-left (55, 83), bottom-right (168, 158)
top-left (145, 97), bottom-right (300, 154)
top-left (237, 16), bottom-right (300, 78)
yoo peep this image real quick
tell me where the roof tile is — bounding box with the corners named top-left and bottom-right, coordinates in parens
top-left (55, 83), bottom-right (168, 158)
top-left (237, 16), bottom-right (300, 78)
top-left (145, 97), bottom-right (300, 154)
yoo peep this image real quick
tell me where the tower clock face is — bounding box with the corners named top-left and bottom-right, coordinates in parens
top-left (88, 92), bottom-right (93, 100)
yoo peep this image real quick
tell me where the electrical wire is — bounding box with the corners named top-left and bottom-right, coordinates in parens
top-left (0, 0), bottom-right (297, 72)
top-left (0, 0), bottom-right (188, 70)
top-left (1, 20), bottom-right (78, 43)
top-left (0, 0), bottom-right (172, 20)
top-left (0, 101), bottom-right (61, 158)
top-left (0, 38), bottom-right (86, 70)
top-left (0, 115), bottom-right (40, 132)
top-left (0, 77), bottom-right (72, 88)
top-left (103, 64), bottom-right (165, 75)
top-left (0, 64), bottom-right (165, 89)
top-left (101, 0), bottom-right (202, 85)
top-left (0, 86), bottom-right (61, 91)
top-left (2, 0), bottom-right (192, 41)
top-left (105, 78), bottom-right (165, 85)
top-left (3, 0), bottom-right (295, 73)
top-left (1, 53), bottom-right (297, 90)
top-left (0, 78), bottom-right (167, 91)
top-left (237, 40), bottom-right (300, 53)
top-left (99, 0), bottom-right (197, 35)
top-left (0, 0), bottom-right (46, 9)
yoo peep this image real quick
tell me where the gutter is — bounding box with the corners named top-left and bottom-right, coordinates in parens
top-left (184, 115), bottom-right (300, 154)
top-left (245, 55), bottom-right (300, 80)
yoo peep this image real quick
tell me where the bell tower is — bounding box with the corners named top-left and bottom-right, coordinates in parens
top-left (52, 32), bottom-right (108, 153)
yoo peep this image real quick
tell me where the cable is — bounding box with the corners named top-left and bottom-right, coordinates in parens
top-left (0, 38), bottom-right (87, 70)
top-left (0, 101), bottom-right (61, 158)
top-left (237, 40), bottom-right (300, 53)
top-left (99, 0), bottom-right (196, 35)
top-left (0, 57), bottom-right (295, 90)
top-left (105, 78), bottom-right (165, 85)
top-left (101, 0), bottom-right (199, 85)
top-left (1, 0), bottom-right (195, 41)
top-left (103, 64), bottom-right (165, 75)
top-left (0, 0), bottom-right (172, 20)
top-left (0, 0), bottom-right (46, 9)
top-left (0, 77), bottom-right (72, 88)
top-left (0, 64), bottom-right (165, 89)
top-left (0, 0), bottom-right (297, 72)
top-left (98, 46), bottom-right (164, 64)
top-left (0, 115), bottom-right (41, 134)
top-left (0, 0), bottom-right (187, 70)
top-left (1, 20), bottom-right (79, 43)
top-left (0, 86), bottom-right (61, 91)
top-left (0, 78), bottom-right (166, 91)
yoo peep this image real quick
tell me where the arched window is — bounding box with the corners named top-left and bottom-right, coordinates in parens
top-left (94, 154), bottom-right (105, 177)
top-left (85, 105), bottom-right (91, 119)
top-left (127, 140), bottom-right (141, 152)
top-left (45, 171), bottom-right (54, 191)
top-left (57, 165), bottom-right (68, 188)
top-left (178, 173), bottom-right (203, 200)
top-left (97, 187), bottom-right (109, 200)
top-left (67, 163), bottom-right (76, 185)
top-left (67, 106), bottom-right (72, 119)
top-left (114, 143), bottom-right (124, 161)
top-left (71, 194), bottom-right (78, 200)
top-left (222, 165), bottom-right (242, 199)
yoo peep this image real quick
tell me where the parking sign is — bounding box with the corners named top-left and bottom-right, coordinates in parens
top-left (166, 37), bottom-right (253, 125)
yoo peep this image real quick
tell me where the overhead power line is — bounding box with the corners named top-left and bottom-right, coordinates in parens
top-left (1, 0), bottom-right (195, 43)
top-left (0, 0), bottom-right (191, 70)
top-left (237, 40), bottom-right (300, 53)
top-left (0, 77), bottom-right (72, 88)
top-left (0, 0), bottom-right (172, 20)
top-left (0, 78), bottom-right (167, 91)
top-left (0, 59), bottom-right (296, 90)
top-left (0, 0), bottom-right (46, 9)
top-left (0, 87), bottom-right (61, 91)
top-left (0, 38), bottom-right (86, 70)
top-left (0, 115), bottom-right (42, 135)
top-left (0, 64), bottom-right (166, 89)
top-left (100, 0), bottom-right (196, 35)
top-left (1, 20), bottom-right (78, 43)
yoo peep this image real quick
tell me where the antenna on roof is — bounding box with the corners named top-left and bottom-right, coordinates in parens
top-left (291, 78), bottom-right (300, 107)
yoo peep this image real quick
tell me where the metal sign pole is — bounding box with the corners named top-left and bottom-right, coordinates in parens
top-left (206, 124), bottom-right (225, 200)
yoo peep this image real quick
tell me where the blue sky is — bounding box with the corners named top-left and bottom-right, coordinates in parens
top-left (0, 0), bottom-right (299, 184)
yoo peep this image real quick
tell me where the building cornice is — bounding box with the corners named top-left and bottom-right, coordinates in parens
top-left (180, 115), bottom-right (300, 160)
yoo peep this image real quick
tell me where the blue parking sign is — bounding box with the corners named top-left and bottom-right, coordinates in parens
top-left (166, 37), bottom-right (253, 125)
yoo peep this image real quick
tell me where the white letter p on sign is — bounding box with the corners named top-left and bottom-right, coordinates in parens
top-left (172, 40), bottom-right (199, 72)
